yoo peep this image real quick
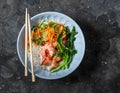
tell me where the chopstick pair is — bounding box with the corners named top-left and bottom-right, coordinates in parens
top-left (24, 8), bottom-right (35, 82)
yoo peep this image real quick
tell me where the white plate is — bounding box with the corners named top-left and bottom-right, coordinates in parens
top-left (17, 12), bottom-right (85, 79)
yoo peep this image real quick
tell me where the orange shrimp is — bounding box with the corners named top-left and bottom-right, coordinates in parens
top-left (47, 56), bottom-right (62, 70)
top-left (40, 43), bottom-right (55, 65)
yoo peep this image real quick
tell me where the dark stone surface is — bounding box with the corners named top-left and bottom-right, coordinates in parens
top-left (0, 0), bottom-right (120, 93)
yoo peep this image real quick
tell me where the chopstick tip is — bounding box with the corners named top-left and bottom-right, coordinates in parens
top-left (32, 75), bottom-right (36, 82)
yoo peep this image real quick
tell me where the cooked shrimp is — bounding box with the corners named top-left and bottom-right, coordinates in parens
top-left (47, 56), bottom-right (62, 71)
top-left (41, 44), bottom-right (55, 58)
top-left (40, 43), bottom-right (55, 65)
top-left (52, 42), bottom-right (57, 48)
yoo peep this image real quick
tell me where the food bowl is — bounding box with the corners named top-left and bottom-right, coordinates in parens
top-left (17, 12), bottom-right (85, 79)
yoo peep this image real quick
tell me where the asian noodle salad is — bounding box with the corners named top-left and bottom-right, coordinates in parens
top-left (27, 20), bottom-right (78, 72)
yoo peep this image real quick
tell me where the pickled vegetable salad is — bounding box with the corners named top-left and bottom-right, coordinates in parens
top-left (28, 21), bottom-right (78, 72)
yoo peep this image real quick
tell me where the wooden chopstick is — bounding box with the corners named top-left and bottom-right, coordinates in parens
top-left (24, 8), bottom-right (35, 82)
top-left (25, 8), bottom-right (28, 76)
top-left (28, 13), bottom-right (36, 82)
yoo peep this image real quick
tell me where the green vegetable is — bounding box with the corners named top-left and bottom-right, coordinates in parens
top-left (49, 22), bottom-right (54, 27)
top-left (37, 38), bottom-right (42, 45)
top-left (40, 22), bottom-right (47, 30)
top-left (42, 32), bottom-right (47, 41)
top-left (55, 52), bottom-right (62, 57)
top-left (56, 32), bottom-right (65, 52)
top-left (51, 26), bottom-right (78, 72)
top-left (66, 26), bottom-right (71, 36)
top-left (65, 26), bottom-right (78, 48)
top-left (57, 32), bottom-right (63, 44)
top-left (56, 43), bottom-right (63, 52)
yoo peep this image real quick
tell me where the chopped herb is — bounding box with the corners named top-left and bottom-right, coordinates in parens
top-left (42, 32), bottom-right (47, 41)
top-left (37, 38), bottom-right (42, 45)
top-left (49, 22), bottom-right (54, 27)
top-left (40, 22), bottom-right (47, 30)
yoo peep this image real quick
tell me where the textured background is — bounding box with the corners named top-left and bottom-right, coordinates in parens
top-left (0, 0), bottom-right (120, 93)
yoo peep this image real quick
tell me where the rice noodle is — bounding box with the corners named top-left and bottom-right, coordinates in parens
top-left (28, 44), bottom-right (43, 66)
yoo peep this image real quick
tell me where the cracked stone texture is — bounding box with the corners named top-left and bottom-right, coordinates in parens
top-left (0, 0), bottom-right (120, 93)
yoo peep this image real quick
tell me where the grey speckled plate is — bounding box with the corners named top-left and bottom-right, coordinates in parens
top-left (17, 12), bottom-right (85, 80)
